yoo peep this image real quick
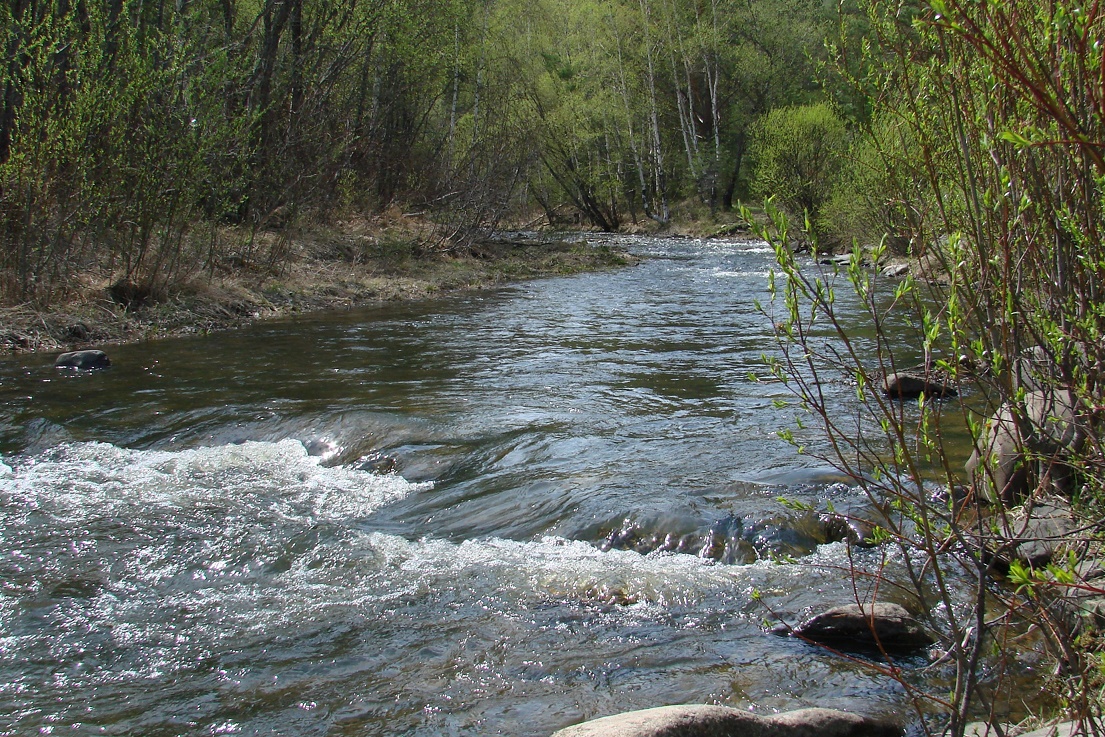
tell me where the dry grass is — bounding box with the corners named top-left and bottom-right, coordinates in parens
top-left (0, 220), bottom-right (637, 355)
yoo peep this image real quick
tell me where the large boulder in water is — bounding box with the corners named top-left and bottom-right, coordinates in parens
top-left (54, 350), bottom-right (111, 370)
top-left (773, 602), bottom-right (934, 652)
top-left (551, 706), bottom-right (900, 737)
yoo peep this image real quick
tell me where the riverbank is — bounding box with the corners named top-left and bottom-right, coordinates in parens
top-left (0, 221), bottom-right (639, 355)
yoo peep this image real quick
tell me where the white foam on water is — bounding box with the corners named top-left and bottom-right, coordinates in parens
top-left (713, 269), bottom-right (771, 279)
top-left (0, 440), bottom-right (914, 618)
top-left (0, 439), bottom-right (431, 526)
top-left (271, 530), bottom-right (877, 619)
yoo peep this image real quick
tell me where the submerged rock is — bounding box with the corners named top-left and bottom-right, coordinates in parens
top-left (820, 513), bottom-right (880, 548)
top-left (54, 349), bottom-right (111, 370)
top-left (551, 705), bottom-right (900, 737)
top-left (774, 602), bottom-right (934, 652)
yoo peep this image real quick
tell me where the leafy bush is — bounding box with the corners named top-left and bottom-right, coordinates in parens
top-left (750, 103), bottom-right (849, 244)
top-left (819, 115), bottom-right (933, 255)
top-left (750, 0), bottom-right (1105, 733)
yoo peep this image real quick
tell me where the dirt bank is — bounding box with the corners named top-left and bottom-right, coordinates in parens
top-left (0, 226), bottom-right (638, 355)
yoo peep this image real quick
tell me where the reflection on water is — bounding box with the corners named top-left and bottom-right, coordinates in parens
top-left (0, 236), bottom-right (986, 736)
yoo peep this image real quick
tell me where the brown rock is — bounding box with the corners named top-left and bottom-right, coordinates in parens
top-left (776, 603), bottom-right (934, 652)
top-left (550, 706), bottom-right (900, 737)
top-left (882, 371), bottom-right (955, 399)
top-left (54, 349), bottom-right (111, 370)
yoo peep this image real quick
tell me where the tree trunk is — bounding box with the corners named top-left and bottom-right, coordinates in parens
top-left (663, 0), bottom-right (698, 185)
top-left (612, 15), bottom-right (656, 222)
top-left (0, 0), bottom-right (31, 165)
top-left (250, 0), bottom-right (294, 115)
top-left (639, 0), bottom-right (670, 224)
top-left (722, 131), bottom-right (746, 211)
top-left (289, 0), bottom-right (303, 115)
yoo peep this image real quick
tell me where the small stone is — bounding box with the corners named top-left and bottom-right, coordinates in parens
top-left (881, 263), bottom-right (910, 278)
top-left (66, 323), bottom-right (92, 341)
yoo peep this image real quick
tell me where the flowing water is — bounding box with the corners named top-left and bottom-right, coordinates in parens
top-left (0, 236), bottom-right (1003, 736)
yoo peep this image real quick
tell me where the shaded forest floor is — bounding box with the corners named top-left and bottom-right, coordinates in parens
top-left (0, 218), bottom-right (640, 356)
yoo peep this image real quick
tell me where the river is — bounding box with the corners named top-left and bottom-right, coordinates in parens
top-left (0, 236), bottom-right (997, 736)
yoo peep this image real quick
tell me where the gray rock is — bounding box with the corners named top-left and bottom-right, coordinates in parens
top-left (881, 263), bottom-right (910, 278)
top-left (1042, 552), bottom-right (1105, 635)
top-left (54, 350), bottom-right (111, 370)
top-left (1014, 346), bottom-right (1064, 394)
top-left (775, 603), bottom-right (934, 652)
top-left (966, 388), bottom-right (1088, 504)
top-left (967, 716), bottom-right (1087, 733)
top-left (991, 499), bottom-right (1077, 569)
top-left (550, 706), bottom-right (901, 737)
top-left (1017, 722), bottom-right (1083, 737)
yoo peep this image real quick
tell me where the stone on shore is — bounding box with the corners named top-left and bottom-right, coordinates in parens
top-left (54, 349), bottom-right (111, 370)
top-left (774, 603), bottom-right (934, 652)
top-left (881, 263), bottom-right (910, 278)
top-left (965, 388), bottom-right (1087, 504)
top-left (983, 498), bottom-right (1077, 570)
top-left (966, 721), bottom-right (1082, 737)
top-left (550, 706), bottom-right (901, 737)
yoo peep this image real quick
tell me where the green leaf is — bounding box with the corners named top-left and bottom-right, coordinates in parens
top-left (998, 130), bottom-right (1033, 147)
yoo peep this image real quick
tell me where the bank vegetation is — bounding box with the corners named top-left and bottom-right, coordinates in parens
top-left (752, 1), bottom-right (1105, 735)
top-left (1, 0), bottom-right (854, 314)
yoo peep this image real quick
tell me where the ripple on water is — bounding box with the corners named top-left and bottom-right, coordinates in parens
top-left (0, 236), bottom-right (996, 735)
top-left (0, 439), bottom-right (932, 736)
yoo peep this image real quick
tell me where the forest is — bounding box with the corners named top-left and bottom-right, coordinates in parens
top-left (0, 0), bottom-right (868, 306)
top-left (3, 0), bottom-right (1102, 310)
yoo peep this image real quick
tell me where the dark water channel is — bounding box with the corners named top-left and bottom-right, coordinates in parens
top-left (0, 236), bottom-right (1003, 736)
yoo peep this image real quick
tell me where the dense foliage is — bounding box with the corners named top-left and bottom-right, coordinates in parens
top-left (753, 0), bottom-right (1105, 733)
top-left (0, 0), bottom-right (845, 305)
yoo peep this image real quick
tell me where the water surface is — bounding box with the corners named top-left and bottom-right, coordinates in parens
top-left (0, 236), bottom-right (992, 736)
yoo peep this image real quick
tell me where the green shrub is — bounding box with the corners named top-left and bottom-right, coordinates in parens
top-left (750, 103), bottom-right (849, 244)
top-left (819, 115), bottom-right (933, 255)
